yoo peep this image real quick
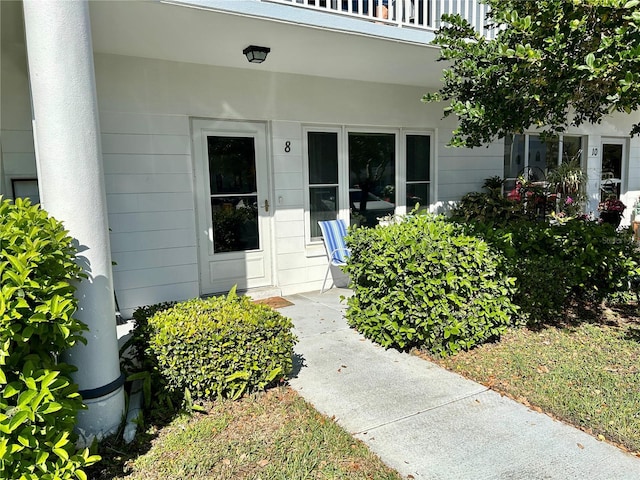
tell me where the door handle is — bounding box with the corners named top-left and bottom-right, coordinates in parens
top-left (263, 199), bottom-right (269, 212)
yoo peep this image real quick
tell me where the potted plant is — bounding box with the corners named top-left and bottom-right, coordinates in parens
top-left (598, 196), bottom-right (626, 227)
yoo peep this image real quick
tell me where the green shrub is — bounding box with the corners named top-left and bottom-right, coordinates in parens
top-left (466, 219), bottom-right (640, 324)
top-left (146, 288), bottom-right (297, 400)
top-left (344, 214), bottom-right (518, 357)
top-left (0, 198), bottom-right (99, 479)
top-left (121, 301), bottom-right (179, 419)
top-left (451, 177), bottom-right (526, 225)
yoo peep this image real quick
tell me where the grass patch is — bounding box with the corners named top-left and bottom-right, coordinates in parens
top-left (87, 387), bottom-right (402, 479)
top-left (432, 305), bottom-right (640, 454)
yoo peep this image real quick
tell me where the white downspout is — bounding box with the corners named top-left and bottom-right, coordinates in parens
top-left (22, 0), bottom-right (124, 444)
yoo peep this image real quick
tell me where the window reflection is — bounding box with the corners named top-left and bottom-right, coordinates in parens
top-left (348, 133), bottom-right (395, 227)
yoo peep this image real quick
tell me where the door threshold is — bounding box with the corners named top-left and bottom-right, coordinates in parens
top-left (202, 286), bottom-right (282, 301)
top-left (239, 286), bottom-right (283, 300)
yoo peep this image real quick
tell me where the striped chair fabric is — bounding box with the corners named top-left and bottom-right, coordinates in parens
top-left (318, 219), bottom-right (350, 293)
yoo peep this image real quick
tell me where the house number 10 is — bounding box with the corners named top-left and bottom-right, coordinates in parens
top-left (284, 141), bottom-right (291, 153)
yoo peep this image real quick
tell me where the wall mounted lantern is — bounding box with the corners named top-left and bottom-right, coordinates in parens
top-left (243, 45), bottom-right (271, 64)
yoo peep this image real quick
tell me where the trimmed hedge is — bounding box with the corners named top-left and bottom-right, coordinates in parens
top-left (145, 288), bottom-right (297, 400)
top-left (344, 214), bottom-right (518, 356)
top-left (0, 198), bottom-right (99, 479)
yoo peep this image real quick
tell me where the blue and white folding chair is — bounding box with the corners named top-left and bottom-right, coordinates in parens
top-left (318, 219), bottom-right (350, 293)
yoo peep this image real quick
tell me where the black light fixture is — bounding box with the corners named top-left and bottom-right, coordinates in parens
top-left (243, 45), bottom-right (270, 64)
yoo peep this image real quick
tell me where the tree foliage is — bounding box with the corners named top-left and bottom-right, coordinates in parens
top-left (423, 0), bottom-right (640, 147)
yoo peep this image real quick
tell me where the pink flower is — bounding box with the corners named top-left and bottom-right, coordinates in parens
top-left (565, 196), bottom-right (573, 205)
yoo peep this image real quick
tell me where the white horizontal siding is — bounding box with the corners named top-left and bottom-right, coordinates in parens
top-left (437, 130), bottom-right (503, 201)
top-left (113, 264), bottom-right (197, 290)
top-left (1, 130), bottom-right (37, 195)
top-left (110, 228), bottom-right (196, 253)
top-left (101, 112), bottom-right (198, 316)
top-left (104, 173), bottom-right (193, 194)
top-left (101, 133), bottom-right (190, 155)
top-left (108, 210), bottom-right (195, 233)
top-left (106, 192), bottom-right (194, 213)
top-left (1, 130), bottom-right (35, 153)
top-left (112, 247), bottom-right (197, 271)
top-left (103, 154), bottom-right (191, 174)
top-left (100, 112), bottom-right (190, 136)
top-left (273, 153), bottom-right (304, 173)
top-left (116, 282), bottom-right (199, 318)
top-left (2, 153), bottom-right (37, 176)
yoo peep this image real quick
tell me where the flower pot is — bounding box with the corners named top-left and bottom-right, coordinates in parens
top-left (600, 211), bottom-right (622, 228)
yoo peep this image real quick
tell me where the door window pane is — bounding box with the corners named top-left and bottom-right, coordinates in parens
top-left (211, 197), bottom-right (258, 252)
top-left (308, 132), bottom-right (339, 239)
top-left (349, 132), bottom-right (395, 227)
top-left (208, 136), bottom-right (259, 253)
top-left (208, 137), bottom-right (256, 195)
top-left (601, 143), bottom-right (623, 200)
top-left (406, 135), bottom-right (430, 210)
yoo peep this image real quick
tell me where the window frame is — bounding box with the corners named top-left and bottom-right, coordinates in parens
top-left (503, 133), bottom-right (585, 188)
top-left (402, 130), bottom-right (436, 216)
top-left (303, 125), bottom-right (435, 245)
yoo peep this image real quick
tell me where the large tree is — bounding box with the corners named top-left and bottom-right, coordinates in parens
top-left (424, 0), bottom-right (640, 147)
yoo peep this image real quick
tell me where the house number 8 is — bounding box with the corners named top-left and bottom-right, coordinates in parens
top-left (284, 141), bottom-right (291, 153)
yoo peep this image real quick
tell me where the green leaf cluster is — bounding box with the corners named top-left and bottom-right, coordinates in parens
top-left (424, 0), bottom-right (640, 147)
top-left (451, 177), bottom-right (531, 224)
top-left (343, 213), bottom-right (518, 357)
top-left (467, 219), bottom-right (640, 324)
top-left (137, 288), bottom-right (297, 402)
top-left (0, 197), bottom-right (98, 479)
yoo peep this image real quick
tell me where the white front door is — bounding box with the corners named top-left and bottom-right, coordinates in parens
top-left (599, 137), bottom-right (627, 201)
top-left (192, 119), bottom-right (272, 295)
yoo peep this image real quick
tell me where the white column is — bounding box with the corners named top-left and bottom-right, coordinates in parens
top-left (22, 0), bottom-right (124, 443)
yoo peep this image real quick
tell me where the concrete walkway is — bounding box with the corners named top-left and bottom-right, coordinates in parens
top-left (281, 289), bottom-right (640, 480)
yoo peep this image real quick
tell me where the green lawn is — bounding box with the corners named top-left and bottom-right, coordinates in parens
top-left (433, 304), bottom-right (640, 454)
top-left (87, 387), bottom-right (402, 480)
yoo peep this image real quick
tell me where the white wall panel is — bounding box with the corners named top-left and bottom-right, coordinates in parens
top-left (1, 130), bottom-right (36, 153)
top-left (106, 192), bottom-right (195, 213)
top-left (112, 247), bottom-right (197, 271)
top-left (113, 264), bottom-right (197, 290)
top-left (110, 229), bottom-right (196, 252)
top-left (2, 153), bottom-right (37, 175)
top-left (108, 210), bottom-right (196, 233)
top-left (100, 112), bottom-right (190, 135)
top-left (104, 173), bottom-right (192, 194)
top-left (103, 154), bottom-right (191, 174)
top-left (275, 236), bottom-right (306, 254)
top-left (101, 133), bottom-right (190, 155)
top-left (116, 282), bottom-right (199, 318)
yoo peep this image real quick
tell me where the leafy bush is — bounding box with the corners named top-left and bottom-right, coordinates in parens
top-left (0, 198), bottom-right (99, 479)
top-left (121, 301), bottom-right (179, 419)
top-left (145, 288), bottom-right (297, 400)
top-left (466, 219), bottom-right (640, 324)
top-left (343, 214), bottom-right (518, 357)
top-left (451, 177), bottom-right (526, 225)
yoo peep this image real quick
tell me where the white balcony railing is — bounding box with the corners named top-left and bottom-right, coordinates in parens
top-left (265, 0), bottom-right (495, 39)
